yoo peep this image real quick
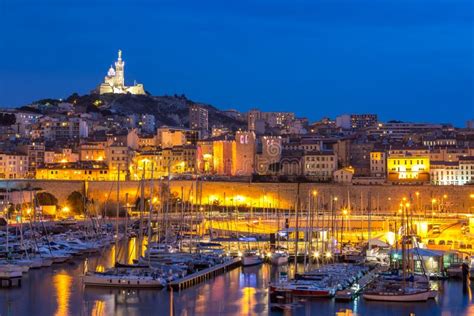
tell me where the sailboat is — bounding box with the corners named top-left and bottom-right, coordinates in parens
top-left (242, 204), bottom-right (263, 267)
top-left (271, 209), bottom-right (288, 266)
top-left (363, 197), bottom-right (436, 302)
top-left (83, 165), bottom-right (166, 288)
top-left (0, 187), bottom-right (25, 278)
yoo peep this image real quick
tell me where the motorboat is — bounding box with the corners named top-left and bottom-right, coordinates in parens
top-left (242, 250), bottom-right (263, 267)
top-left (145, 243), bottom-right (178, 259)
top-left (270, 251), bottom-right (289, 266)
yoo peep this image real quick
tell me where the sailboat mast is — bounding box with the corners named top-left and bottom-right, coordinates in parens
top-left (293, 182), bottom-right (300, 271)
top-left (148, 163), bottom-right (154, 265)
top-left (115, 164), bottom-right (120, 264)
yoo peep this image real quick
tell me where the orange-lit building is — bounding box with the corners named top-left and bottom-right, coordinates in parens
top-left (387, 151), bottom-right (430, 183)
top-left (79, 141), bottom-right (106, 161)
top-left (36, 161), bottom-right (109, 181)
top-left (232, 131), bottom-right (255, 176)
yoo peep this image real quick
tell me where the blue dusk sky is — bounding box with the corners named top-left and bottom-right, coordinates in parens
top-left (0, 0), bottom-right (473, 126)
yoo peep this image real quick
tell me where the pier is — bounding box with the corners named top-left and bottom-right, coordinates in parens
top-left (168, 258), bottom-right (242, 291)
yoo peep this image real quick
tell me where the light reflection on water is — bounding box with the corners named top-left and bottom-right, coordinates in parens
top-left (53, 272), bottom-right (72, 316)
top-left (0, 242), bottom-right (473, 316)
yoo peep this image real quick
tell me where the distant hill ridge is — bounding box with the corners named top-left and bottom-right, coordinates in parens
top-left (27, 93), bottom-right (246, 130)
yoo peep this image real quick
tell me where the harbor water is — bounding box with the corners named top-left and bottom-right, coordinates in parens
top-left (0, 242), bottom-right (473, 316)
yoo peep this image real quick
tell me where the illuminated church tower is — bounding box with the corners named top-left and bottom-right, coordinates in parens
top-left (96, 50), bottom-right (145, 95)
top-left (114, 49), bottom-right (125, 88)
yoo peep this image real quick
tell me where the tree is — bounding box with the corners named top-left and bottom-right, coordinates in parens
top-left (36, 192), bottom-right (58, 206)
top-left (67, 191), bottom-right (84, 215)
top-left (0, 113), bottom-right (16, 126)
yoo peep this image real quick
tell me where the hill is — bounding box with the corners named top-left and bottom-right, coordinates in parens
top-left (32, 93), bottom-right (246, 130)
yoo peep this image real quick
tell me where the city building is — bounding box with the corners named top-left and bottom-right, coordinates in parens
top-left (333, 167), bottom-right (355, 184)
top-left (36, 161), bottom-right (109, 181)
top-left (255, 136), bottom-right (282, 175)
top-left (213, 138), bottom-right (234, 176)
top-left (387, 151), bottom-right (430, 183)
top-left (106, 143), bottom-right (131, 180)
top-left (79, 141), bottom-right (106, 161)
top-left (459, 156), bottom-right (474, 185)
top-left (233, 131), bottom-right (256, 176)
top-left (17, 142), bottom-right (46, 178)
top-left (157, 127), bottom-right (199, 148)
top-left (131, 146), bottom-right (197, 179)
top-left (430, 161), bottom-right (461, 186)
top-left (189, 104), bottom-right (209, 137)
top-left (302, 151), bottom-right (337, 181)
top-left (350, 114), bottom-right (378, 130)
top-left (335, 115), bottom-right (351, 129)
top-left (370, 151), bottom-right (387, 178)
top-left (0, 152), bottom-right (28, 179)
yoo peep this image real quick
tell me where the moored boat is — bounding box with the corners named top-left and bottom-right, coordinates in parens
top-left (363, 287), bottom-right (431, 302)
top-left (242, 250), bottom-right (263, 267)
top-left (271, 251), bottom-right (289, 266)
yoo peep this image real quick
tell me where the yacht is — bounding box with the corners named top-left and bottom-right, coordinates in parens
top-left (242, 250), bottom-right (263, 267)
top-left (270, 251), bottom-right (289, 266)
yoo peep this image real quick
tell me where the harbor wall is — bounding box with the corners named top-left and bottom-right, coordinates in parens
top-left (3, 180), bottom-right (474, 212)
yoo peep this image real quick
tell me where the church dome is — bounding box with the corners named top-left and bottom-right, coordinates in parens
top-left (107, 65), bottom-right (116, 77)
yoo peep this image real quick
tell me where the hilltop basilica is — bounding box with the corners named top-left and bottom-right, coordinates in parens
top-left (96, 50), bottom-right (146, 95)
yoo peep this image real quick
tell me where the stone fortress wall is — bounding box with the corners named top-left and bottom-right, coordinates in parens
top-left (4, 180), bottom-right (474, 212)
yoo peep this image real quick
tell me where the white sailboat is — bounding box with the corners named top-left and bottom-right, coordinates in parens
top-left (363, 197), bottom-right (437, 302)
top-left (83, 164), bottom-right (166, 289)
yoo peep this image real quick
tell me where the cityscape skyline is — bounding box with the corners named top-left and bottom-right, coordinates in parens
top-left (1, 2), bottom-right (474, 315)
top-left (1, 0), bottom-right (473, 126)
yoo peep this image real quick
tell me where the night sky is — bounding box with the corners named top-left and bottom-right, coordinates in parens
top-left (0, 0), bottom-right (472, 126)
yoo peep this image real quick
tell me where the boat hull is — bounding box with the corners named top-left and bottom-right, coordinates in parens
top-left (271, 255), bottom-right (289, 266)
top-left (363, 290), bottom-right (431, 302)
top-left (83, 274), bottom-right (165, 288)
top-left (291, 288), bottom-right (333, 297)
top-left (242, 256), bottom-right (263, 267)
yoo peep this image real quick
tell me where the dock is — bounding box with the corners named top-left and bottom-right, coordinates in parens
top-left (335, 265), bottom-right (386, 301)
top-left (168, 257), bottom-right (242, 291)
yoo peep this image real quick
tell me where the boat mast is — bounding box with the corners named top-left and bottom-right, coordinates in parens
top-left (293, 182), bottom-right (300, 272)
top-left (115, 164), bottom-right (120, 265)
top-left (303, 189), bottom-right (310, 271)
top-left (148, 163), bottom-right (154, 265)
top-left (138, 163), bottom-right (145, 258)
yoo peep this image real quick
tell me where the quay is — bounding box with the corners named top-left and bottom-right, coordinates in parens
top-left (168, 258), bottom-right (242, 291)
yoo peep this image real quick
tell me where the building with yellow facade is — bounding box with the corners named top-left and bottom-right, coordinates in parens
top-left (387, 155), bottom-right (430, 182)
top-left (36, 161), bottom-right (110, 181)
top-left (130, 146), bottom-right (197, 179)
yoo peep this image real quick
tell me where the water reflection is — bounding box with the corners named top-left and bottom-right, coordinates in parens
top-left (90, 300), bottom-right (105, 316)
top-left (53, 272), bottom-right (72, 316)
top-left (0, 242), bottom-right (472, 316)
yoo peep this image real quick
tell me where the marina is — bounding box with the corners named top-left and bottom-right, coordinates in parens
top-left (0, 245), bottom-right (473, 315)
top-left (0, 180), bottom-right (474, 315)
